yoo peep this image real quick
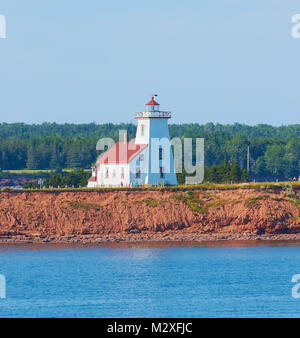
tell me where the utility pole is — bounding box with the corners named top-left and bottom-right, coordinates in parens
top-left (247, 146), bottom-right (250, 173)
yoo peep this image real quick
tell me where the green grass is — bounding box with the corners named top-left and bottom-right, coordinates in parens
top-left (1, 181), bottom-right (299, 193)
top-left (288, 197), bottom-right (300, 222)
top-left (3, 169), bottom-right (52, 174)
top-left (244, 195), bottom-right (269, 208)
top-left (144, 198), bottom-right (160, 207)
top-left (132, 198), bottom-right (165, 207)
top-left (65, 201), bottom-right (101, 211)
top-left (3, 169), bottom-right (91, 174)
top-left (286, 193), bottom-right (298, 199)
top-left (271, 196), bottom-right (285, 202)
top-left (173, 191), bottom-right (208, 213)
top-left (289, 196), bottom-right (300, 210)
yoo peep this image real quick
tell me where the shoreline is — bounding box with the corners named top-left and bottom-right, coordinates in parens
top-left (1, 232), bottom-right (300, 246)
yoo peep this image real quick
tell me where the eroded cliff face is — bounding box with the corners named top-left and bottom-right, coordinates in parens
top-left (0, 188), bottom-right (299, 238)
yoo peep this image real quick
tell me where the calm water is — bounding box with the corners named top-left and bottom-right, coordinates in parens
top-left (0, 241), bottom-right (300, 318)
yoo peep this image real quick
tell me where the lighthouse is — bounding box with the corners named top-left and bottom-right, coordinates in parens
top-left (87, 96), bottom-right (178, 187)
top-left (134, 96), bottom-right (178, 185)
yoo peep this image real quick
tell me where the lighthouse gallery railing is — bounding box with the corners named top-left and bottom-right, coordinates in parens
top-left (134, 111), bottom-right (171, 118)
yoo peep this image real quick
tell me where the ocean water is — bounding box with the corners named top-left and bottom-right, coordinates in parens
top-left (0, 241), bottom-right (300, 318)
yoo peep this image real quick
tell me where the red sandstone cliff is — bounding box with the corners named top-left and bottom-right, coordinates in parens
top-left (0, 187), bottom-right (299, 240)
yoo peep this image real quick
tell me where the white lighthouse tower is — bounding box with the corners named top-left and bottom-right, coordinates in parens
top-left (134, 96), bottom-right (178, 185)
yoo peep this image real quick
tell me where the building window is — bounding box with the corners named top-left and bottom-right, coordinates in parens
top-left (159, 147), bottom-right (163, 160)
top-left (113, 169), bottom-right (116, 178)
top-left (147, 105), bottom-right (158, 111)
top-left (105, 168), bottom-right (109, 178)
top-left (160, 166), bottom-right (164, 179)
top-left (121, 167), bottom-right (125, 179)
top-left (136, 167), bottom-right (141, 179)
top-left (139, 154), bottom-right (144, 161)
top-left (141, 124), bottom-right (145, 136)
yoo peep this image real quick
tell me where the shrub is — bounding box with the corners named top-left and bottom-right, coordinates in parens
top-left (66, 201), bottom-right (101, 211)
top-left (244, 195), bottom-right (266, 208)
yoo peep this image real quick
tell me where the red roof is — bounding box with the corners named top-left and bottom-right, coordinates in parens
top-left (88, 176), bottom-right (97, 182)
top-left (96, 142), bottom-right (148, 164)
top-left (146, 96), bottom-right (159, 105)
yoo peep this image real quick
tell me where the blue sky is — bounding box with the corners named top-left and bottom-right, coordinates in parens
top-left (0, 1), bottom-right (299, 125)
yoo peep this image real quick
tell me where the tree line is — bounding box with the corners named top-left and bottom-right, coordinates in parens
top-left (177, 161), bottom-right (249, 184)
top-left (23, 169), bottom-right (90, 189)
top-left (0, 122), bottom-right (299, 180)
top-left (24, 162), bottom-right (248, 188)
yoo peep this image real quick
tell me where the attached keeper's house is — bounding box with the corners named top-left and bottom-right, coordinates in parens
top-left (88, 97), bottom-right (177, 187)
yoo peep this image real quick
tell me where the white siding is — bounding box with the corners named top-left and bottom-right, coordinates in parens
top-left (98, 163), bottom-right (130, 186)
top-left (135, 119), bottom-right (150, 145)
top-left (129, 147), bottom-right (149, 185)
top-left (135, 118), bottom-right (177, 185)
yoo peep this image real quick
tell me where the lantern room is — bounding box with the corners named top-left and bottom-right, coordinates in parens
top-left (145, 96), bottom-right (160, 112)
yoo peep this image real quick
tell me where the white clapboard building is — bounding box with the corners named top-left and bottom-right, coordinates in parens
top-left (88, 97), bottom-right (178, 187)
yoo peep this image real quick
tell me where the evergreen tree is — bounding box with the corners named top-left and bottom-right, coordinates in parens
top-left (241, 169), bottom-right (249, 182)
top-left (254, 157), bottom-right (267, 177)
top-left (66, 146), bottom-right (81, 168)
top-left (230, 161), bottom-right (241, 182)
top-left (1, 150), bottom-right (9, 170)
top-left (217, 160), bottom-right (230, 183)
top-left (26, 144), bottom-right (39, 169)
top-left (50, 144), bottom-right (58, 169)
